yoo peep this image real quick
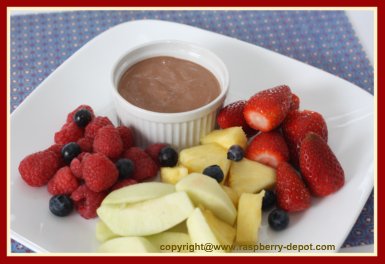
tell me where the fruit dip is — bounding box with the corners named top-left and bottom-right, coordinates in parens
top-left (117, 56), bottom-right (221, 113)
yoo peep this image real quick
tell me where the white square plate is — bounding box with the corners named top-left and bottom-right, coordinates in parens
top-left (10, 20), bottom-right (374, 253)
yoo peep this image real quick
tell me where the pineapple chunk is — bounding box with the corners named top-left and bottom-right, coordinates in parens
top-left (161, 166), bottom-right (189, 184)
top-left (229, 158), bottom-right (276, 195)
top-left (201, 126), bottom-right (247, 149)
top-left (236, 191), bottom-right (265, 245)
top-left (221, 185), bottom-right (239, 207)
top-left (201, 208), bottom-right (236, 247)
top-left (179, 143), bottom-right (231, 184)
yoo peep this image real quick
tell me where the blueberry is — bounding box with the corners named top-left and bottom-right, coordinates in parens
top-left (202, 165), bottom-right (224, 183)
top-left (227, 145), bottom-right (244, 161)
top-left (262, 190), bottom-right (276, 211)
top-left (74, 109), bottom-right (92, 128)
top-left (158, 146), bottom-right (178, 167)
top-left (49, 195), bottom-right (73, 217)
top-left (268, 209), bottom-right (289, 231)
top-left (61, 142), bottom-right (81, 164)
top-left (115, 159), bottom-right (135, 179)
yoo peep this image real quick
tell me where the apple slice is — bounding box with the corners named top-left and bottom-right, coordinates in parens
top-left (95, 220), bottom-right (119, 243)
top-left (187, 208), bottom-right (235, 253)
top-left (97, 191), bottom-right (194, 236)
top-left (176, 173), bottom-right (237, 225)
top-left (147, 232), bottom-right (192, 253)
top-left (101, 182), bottom-right (175, 205)
top-left (97, 237), bottom-right (158, 253)
top-left (236, 191), bottom-right (265, 245)
top-left (229, 158), bottom-right (276, 195)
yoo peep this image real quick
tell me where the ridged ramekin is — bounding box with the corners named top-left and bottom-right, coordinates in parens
top-left (111, 40), bottom-right (229, 149)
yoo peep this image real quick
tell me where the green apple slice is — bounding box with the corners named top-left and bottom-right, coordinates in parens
top-left (95, 220), bottom-right (119, 243)
top-left (147, 232), bottom-right (192, 253)
top-left (101, 182), bottom-right (175, 205)
top-left (97, 237), bottom-right (158, 253)
top-left (97, 191), bottom-right (194, 236)
top-left (176, 173), bottom-right (237, 225)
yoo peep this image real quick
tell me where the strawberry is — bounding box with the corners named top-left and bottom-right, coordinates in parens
top-left (290, 93), bottom-right (300, 111)
top-left (299, 132), bottom-right (345, 197)
top-left (217, 100), bottom-right (258, 137)
top-left (276, 162), bottom-right (311, 212)
top-left (123, 147), bottom-right (159, 181)
top-left (282, 110), bottom-right (328, 167)
top-left (245, 131), bottom-right (289, 168)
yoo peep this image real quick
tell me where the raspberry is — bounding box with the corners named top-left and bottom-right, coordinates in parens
top-left (145, 143), bottom-right (168, 166)
top-left (71, 185), bottom-right (107, 219)
top-left (70, 152), bottom-right (91, 179)
top-left (110, 178), bottom-right (137, 192)
top-left (93, 125), bottom-right (123, 159)
top-left (46, 144), bottom-right (65, 167)
top-left (19, 151), bottom-right (60, 187)
top-left (66, 105), bottom-right (95, 123)
top-left (84, 116), bottom-right (113, 139)
top-left (82, 153), bottom-right (118, 192)
top-left (123, 147), bottom-right (159, 181)
top-left (77, 137), bottom-right (93, 153)
top-left (116, 126), bottom-right (134, 150)
top-left (54, 122), bottom-right (84, 145)
top-left (48, 166), bottom-right (79, 195)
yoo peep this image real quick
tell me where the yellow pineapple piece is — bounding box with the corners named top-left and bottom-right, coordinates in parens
top-left (201, 208), bottom-right (236, 247)
top-left (201, 126), bottom-right (247, 149)
top-left (221, 185), bottom-right (239, 207)
top-left (179, 143), bottom-right (231, 184)
top-left (236, 191), bottom-right (265, 245)
top-left (229, 158), bottom-right (276, 195)
top-left (160, 166), bottom-right (189, 184)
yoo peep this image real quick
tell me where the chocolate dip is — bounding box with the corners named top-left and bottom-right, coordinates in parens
top-left (117, 56), bottom-right (221, 113)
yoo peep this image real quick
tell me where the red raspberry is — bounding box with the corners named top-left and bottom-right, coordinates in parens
top-left (77, 137), bottom-right (93, 153)
top-left (82, 153), bottom-right (118, 192)
top-left (116, 126), bottom-right (134, 150)
top-left (84, 116), bottom-right (113, 139)
top-left (19, 151), bottom-right (60, 187)
top-left (145, 143), bottom-right (168, 166)
top-left (66, 105), bottom-right (95, 123)
top-left (71, 185), bottom-right (107, 219)
top-left (123, 147), bottom-right (159, 181)
top-left (110, 178), bottom-right (137, 191)
top-left (93, 125), bottom-right (123, 159)
top-left (46, 143), bottom-right (65, 167)
top-left (54, 122), bottom-right (84, 145)
top-left (70, 152), bottom-right (91, 179)
top-left (47, 166), bottom-right (79, 195)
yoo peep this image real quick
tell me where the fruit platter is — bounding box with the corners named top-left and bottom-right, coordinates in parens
top-left (10, 20), bottom-right (374, 253)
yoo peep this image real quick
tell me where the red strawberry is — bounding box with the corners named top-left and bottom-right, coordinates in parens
top-left (84, 116), bottom-right (113, 139)
top-left (245, 131), bottom-right (289, 168)
top-left (110, 178), bottom-right (138, 191)
top-left (66, 105), bottom-right (95, 123)
top-left (123, 147), bottom-right (159, 181)
top-left (82, 153), bottom-right (119, 192)
top-left (116, 126), bottom-right (134, 150)
top-left (290, 93), bottom-right (300, 111)
top-left (47, 166), bottom-right (79, 195)
top-left (299, 132), bottom-right (345, 197)
top-left (54, 121), bottom-right (84, 145)
top-left (217, 100), bottom-right (258, 137)
top-left (282, 110), bottom-right (328, 167)
top-left (145, 143), bottom-right (168, 166)
top-left (276, 162), bottom-right (311, 212)
top-left (243, 85), bottom-right (292, 132)
top-left (19, 150), bottom-right (61, 187)
top-left (71, 184), bottom-right (107, 219)
top-left (93, 125), bottom-right (123, 159)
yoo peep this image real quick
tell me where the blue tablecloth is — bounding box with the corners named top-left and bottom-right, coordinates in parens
top-left (10, 10), bottom-right (374, 252)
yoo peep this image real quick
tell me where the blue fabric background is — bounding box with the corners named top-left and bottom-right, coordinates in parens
top-left (10, 10), bottom-right (374, 252)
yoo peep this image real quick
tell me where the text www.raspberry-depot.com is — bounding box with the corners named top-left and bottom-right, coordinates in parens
top-left (159, 243), bottom-right (336, 253)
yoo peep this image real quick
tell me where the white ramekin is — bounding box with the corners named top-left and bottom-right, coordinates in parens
top-left (111, 40), bottom-right (229, 149)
